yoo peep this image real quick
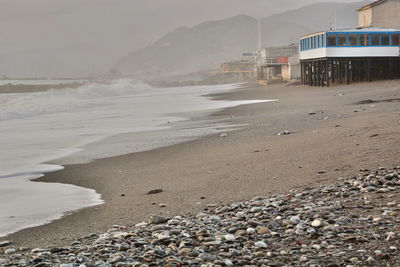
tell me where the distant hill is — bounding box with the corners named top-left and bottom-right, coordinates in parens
top-left (115, 15), bottom-right (258, 77)
top-left (115, 1), bottom-right (369, 77)
top-left (259, 1), bottom-right (368, 47)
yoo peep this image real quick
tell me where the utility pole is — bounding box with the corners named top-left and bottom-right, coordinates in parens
top-left (257, 19), bottom-right (262, 51)
top-left (334, 11), bottom-right (337, 30)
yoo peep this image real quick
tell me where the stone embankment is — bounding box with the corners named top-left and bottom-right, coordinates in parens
top-left (1, 166), bottom-right (400, 266)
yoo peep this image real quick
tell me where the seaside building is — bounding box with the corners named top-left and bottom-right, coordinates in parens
top-left (255, 44), bottom-right (299, 85)
top-left (281, 55), bottom-right (301, 82)
top-left (358, 0), bottom-right (400, 28)
top-left (299, 28), bottom-right (400, 86)
top-left (220, 60), bottom-right (254, 79)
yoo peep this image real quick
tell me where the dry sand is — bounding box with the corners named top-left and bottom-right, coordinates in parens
top-left (3, 80), bottom-right (400, 248)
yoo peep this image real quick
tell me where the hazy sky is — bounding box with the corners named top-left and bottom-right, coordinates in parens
top-left (0, 0), bottom-right (365, 77)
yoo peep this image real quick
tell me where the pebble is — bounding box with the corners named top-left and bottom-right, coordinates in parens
top-left (246, 228), bottom-right (256, 234)
top-left (289, 215), bottom-right (301, 224)
top-left (311, 219), bottom-right (324, 228)
top-left (0, 241), bottom-right (11, 247)
top-left (254, 241), bottom-right (268, 248)
top-left (148, 215), bottom-right (168, 224)
top-left (257, 226), bottom-right (269, 235)
top-left (1, 166), bottom-right (400, 266)
top-left (4, 249), bottom-right (15, 254)
top-left (224, 259), bottom-right (233, 267)
top-left (224, 234), bottom-right (235, 242)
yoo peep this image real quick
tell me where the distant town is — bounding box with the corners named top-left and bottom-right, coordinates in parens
top-left (220, 0), bottom-right (400, 87)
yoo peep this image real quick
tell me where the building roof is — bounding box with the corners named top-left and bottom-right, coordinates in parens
top-left (327, 27), bottom-right (400, 33)
top-left (221, 60), bottom-right (254, 65)
top-left (357, 0), bottom-right (387, 11)
top-left (301, 27), bottom-right (400, 39)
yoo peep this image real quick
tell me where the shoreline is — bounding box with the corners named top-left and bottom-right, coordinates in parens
top-left (2, 80), bottom-right (400, 248)
top-left (0, 81), bottom-right (267, 240)
top-left (2, 165), bottom-right (400, 265)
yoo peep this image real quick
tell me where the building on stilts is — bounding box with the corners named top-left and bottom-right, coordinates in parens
top-left (300, 28), bottom-right (400, 86)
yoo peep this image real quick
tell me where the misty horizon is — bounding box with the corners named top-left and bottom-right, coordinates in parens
top-left (0, 0), bottom-right (368, 77)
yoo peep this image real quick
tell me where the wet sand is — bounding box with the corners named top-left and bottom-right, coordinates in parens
top-left (3, 80), bottom-right (400, 247)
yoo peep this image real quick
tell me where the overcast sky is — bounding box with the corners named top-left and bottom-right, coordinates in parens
top-left (0, 0), bottom-right (366, 77)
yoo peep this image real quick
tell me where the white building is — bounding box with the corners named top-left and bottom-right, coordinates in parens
top-left (358, 0), bottom-right (400, 28)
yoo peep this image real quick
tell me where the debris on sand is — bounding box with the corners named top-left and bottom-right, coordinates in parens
top-left (277, 130), bottom-right (290, 136)
top-left (147, 189), bottom-right (163, 195)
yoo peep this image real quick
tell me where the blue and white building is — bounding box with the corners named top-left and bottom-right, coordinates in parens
top-left (300, 28), bottom-right (400, 60)
top-left (299, 28), bottom-right (400, 86)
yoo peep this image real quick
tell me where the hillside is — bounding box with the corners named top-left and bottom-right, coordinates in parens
top-left (0, 0), bottom-right (337, 77)
top-left (115, 1), bottom-right (369, 77)
top-left (116, 15), bottom-right (258, 77)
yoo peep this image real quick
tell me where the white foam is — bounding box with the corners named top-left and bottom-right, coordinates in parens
top-left (0, 79), bottom-right (277, 237)
top-left (0, 79), bottom-right (88, 86)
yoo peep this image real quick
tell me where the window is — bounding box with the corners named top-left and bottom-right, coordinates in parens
top-left (348, 34), bottom-right (358, 46)
top-left (327, 34), bottom-right (337, 46)
top-left (392, 33), bottom-right (400, 45)
top-left (360, 34), bottom-right (369, 46)
top-left (371, 34), bottom-right (380, 46)
top-left (381, 34), bottom-right (390, 46)
top-left (337, 34), bottom-right (347, 46)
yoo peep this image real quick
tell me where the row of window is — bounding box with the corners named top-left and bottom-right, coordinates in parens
top-left (300, 32), bottom-right (400, 51)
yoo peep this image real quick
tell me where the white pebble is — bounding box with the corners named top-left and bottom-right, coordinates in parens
top-left (255, 241), bottom-right (268, 248)
top-left (224, 259), bottom-right (233, 267)
top-left (300, 255), bottom-right (308, 262)
top-left (311, 219), bottom-right (324, 228)
top-left (5, 248), bottom-right (16, 254)
top-left (246, 228), bottom-right (256, 234)
top-left (224, 234), bottom-right (235, 242)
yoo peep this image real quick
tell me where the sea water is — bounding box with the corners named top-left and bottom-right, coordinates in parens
top-left (0, 79), bottom-right (275, 237)
top-left (0, 79), bottom-right (88, 86)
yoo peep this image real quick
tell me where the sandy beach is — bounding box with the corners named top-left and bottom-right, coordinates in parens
top-left (2, 80), bottom-right (400, 249)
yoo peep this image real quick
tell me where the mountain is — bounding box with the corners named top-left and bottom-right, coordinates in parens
top-left (0, 0), bottom-right (354, 77)
top-left (259, 1), bottom-right (370, 47)
top-left (116, 1), bottom-right (369, 77)
top-left (116, 15), bottom-right (258, 77)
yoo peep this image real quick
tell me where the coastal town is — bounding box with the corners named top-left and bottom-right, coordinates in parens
top-left (221, 0), bottom-right (400, 87)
